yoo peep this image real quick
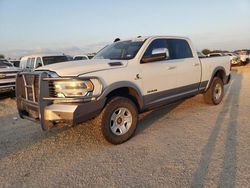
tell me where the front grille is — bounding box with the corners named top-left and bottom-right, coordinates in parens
top-left (0, 71), bottom-right (18, 80)
top-left (0, 82), bottom-right (15, 87)
top-left (48, 81), bottom-right (56, 97)
top-left (0, 71), bottom-right (18, 74)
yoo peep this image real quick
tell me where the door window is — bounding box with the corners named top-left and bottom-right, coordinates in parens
top-left (143, 38), bottom-right (193, 60)
top-left (167, 39), bottom-right (193, 59)
top-left (143, 39), bottom-right (168, 58)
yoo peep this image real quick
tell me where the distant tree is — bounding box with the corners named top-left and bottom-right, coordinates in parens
top-left (202, 49), bottom-right (229, 55)
top-left (202, 49), bottom-right (211, 55)
top-left (0, 54), bottom-right (5, 59)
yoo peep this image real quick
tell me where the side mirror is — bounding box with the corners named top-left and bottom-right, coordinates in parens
top-left (141, 48), bottom-right (169, 63)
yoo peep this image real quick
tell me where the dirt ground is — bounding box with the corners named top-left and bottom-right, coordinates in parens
top-left (0, 66), bottom-right (249, 188)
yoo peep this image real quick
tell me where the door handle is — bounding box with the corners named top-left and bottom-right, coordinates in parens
top-left (193, 63), bottom-right (200, 66)
top-left (167, 66), bottom-right (176, 70)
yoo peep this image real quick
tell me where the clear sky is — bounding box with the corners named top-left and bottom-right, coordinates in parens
top-left (0, 0), bottom-right (250, 58)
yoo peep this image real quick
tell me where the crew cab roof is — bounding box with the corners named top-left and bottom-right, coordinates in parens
top-left (122, 35), bottom-right (190, 42)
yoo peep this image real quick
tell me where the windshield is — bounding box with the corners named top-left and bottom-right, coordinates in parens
top-left (42, 56), bottom-right (69, 65)
top-left (0, 60), bottom-right (13, 68)
top-left (94, 40), bottom-right (144, 60)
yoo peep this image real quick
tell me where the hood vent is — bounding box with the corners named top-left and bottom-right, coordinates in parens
top-left (108, 62), bottom-right (123, 66)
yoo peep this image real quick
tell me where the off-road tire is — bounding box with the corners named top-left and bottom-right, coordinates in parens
top-left (203, 77), bottom-right (224, 105)
top-left (93, 97), bottom-right (138, 144)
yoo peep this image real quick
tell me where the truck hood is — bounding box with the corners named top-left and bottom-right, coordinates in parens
top-left (36, 59), bottom-right (128, 76)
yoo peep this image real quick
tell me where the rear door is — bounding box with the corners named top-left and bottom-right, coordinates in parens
top-left (166, 39), bottom-right (201, 93)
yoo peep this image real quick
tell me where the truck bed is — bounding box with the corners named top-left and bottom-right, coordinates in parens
top-left (199, 56), bottom-right (231, 90)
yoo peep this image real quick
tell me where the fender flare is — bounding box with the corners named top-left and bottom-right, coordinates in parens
top-left (206, 66), bottom-right (227, 90)
top-left (99, 81), bottom-right (144, 110)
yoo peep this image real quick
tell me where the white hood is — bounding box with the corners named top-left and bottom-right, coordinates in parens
top-left (36, 59), bottom-right (128, 76)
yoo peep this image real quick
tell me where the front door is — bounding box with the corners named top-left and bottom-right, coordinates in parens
top-left (140, 38), bottom-right (200, 108)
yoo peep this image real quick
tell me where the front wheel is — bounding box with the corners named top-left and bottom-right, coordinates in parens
top-left (203, 77), bottom-right (224, 105)
top-left (96, 97), bottom-right (138, 144)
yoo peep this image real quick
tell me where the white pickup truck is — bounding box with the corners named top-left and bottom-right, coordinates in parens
top-left (0, 59), bottom-right (21, 94)
top-left (16, 36), bottom-right (231, 144)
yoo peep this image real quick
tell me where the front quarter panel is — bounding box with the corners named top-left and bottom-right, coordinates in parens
top-left (81, 60), bottom-right (144, 106)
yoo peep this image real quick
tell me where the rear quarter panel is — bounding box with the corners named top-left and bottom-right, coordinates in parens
top-left (200, 56), bottom-right (231, 90)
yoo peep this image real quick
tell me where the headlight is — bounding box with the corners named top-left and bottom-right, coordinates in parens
top-left (54, 78), bottom-right (102, 98)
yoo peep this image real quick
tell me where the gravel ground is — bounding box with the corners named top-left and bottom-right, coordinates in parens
top-left (0, 66), bottom-right (249, 188)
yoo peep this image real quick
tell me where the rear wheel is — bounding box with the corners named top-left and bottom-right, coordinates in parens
top-left (94, 97), bottom-right (138, 144)
top-left (203, 77), bottom-right (224, 105)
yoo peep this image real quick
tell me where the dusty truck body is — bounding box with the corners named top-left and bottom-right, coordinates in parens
top-left (16, 36), bottom-right (231, 144)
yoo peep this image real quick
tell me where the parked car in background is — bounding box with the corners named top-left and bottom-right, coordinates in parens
top-left (238, 50), bottom-right (250, 65)
top-left (207, 53), bottom-right (224, 57)
top-left (0, 59), bottom-right (21, 94)
top-left (9, 60), bottom-right (20, 67)
top-left (197, 52), bottom-right (207, 58)
top-left (87, 54), bottom-right (95, 59)
top-left (73, 54), bottom-right (95, 60)
top-left (73, 55), bottom-right (89, 61)
top-left (224, 52), bottom-right (237, 57)
top-left (19, 56), bottom-right (29, 70)
top-left (19, 54), bottom-right (71, 71)
top-left (65, 55), bottom-right (74, 61)
top-left (224, 52), bottom-right (241, 66)
top-left (16, 35), bottom-right (231, 144)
